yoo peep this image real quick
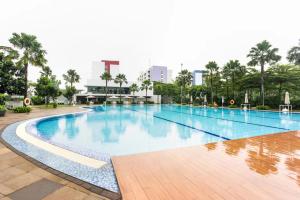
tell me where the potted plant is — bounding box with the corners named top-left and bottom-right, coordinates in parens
top-left (0, 105), bottom-right (6, 117)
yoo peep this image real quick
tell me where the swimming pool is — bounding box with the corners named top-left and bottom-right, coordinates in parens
top-left (30, 104), bottom-right (300, 156)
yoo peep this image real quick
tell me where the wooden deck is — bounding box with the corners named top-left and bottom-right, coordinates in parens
top-left (112, 131), bottom-right (300, 200)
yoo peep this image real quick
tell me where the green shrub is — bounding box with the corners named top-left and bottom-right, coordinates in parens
top-left (0, 105), bottom-right (6, 111)
top-left (13, 106), bottom-right (31, 113)
top-left (0, 94), bottom-right (6, 105)
top-left (52, 103), bottom-right (58, 108)
top-left (31, 96), bottom-right (44, 105)
top-left (256, 105), bottom-right (271, 110)
top-left (228, 104), bottom-right (238, 108)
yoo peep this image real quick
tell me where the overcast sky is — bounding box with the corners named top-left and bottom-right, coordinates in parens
top-left (1, 0), bottom-right (299, 89)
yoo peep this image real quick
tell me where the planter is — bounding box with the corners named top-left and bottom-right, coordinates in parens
top-left (0, 110), bottom-right (6, 117)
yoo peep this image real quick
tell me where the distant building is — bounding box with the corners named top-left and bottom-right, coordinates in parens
top-left (138, 66), bottom-right (172, 83)
top-left (192, 70), bottom-right (206, 86)
top-left (76, 60), bottom-right (157, 103)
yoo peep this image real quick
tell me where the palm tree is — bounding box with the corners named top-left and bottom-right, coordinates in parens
top-left (287, 40), bottom-right (300, 65)
top-left (205, 61), bottom-right (219, 104)
top-left (223, 60), bottom-right (245, 99)
top-left (100, 71), bottom-right (112, 101)
top-left (114, 74), bottom-right (128, 103)
top-left (9, 33), bottom-right (47, 98)
top-left (130, 83), bottom-right (139, 103)
top-left (141, 80), bottom-right (152, 104)
top-left (63, 69), bottom-right (80, 88)
top-left (247, 40), bottom-right (281, 106)
top-left (176, 69), bottom-right (193, 104)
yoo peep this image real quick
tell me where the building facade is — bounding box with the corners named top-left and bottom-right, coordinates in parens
top-left (76, 60), bottom-right (158, 104)
top-left (138, 66), bottom-right (172, 83)
top-left (192, 70), bottom-right (206, 86)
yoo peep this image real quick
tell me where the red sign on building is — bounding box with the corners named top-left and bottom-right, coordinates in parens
top-left (101, 60), bottom-right (119, 74)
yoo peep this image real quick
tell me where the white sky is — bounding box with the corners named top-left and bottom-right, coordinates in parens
top-left (1, 0), bottom-right (299, 89)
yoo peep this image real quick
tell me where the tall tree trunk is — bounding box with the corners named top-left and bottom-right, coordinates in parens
top-left (24, 63), bottom-right (28, 98)
top-left (260, 63), bottom-right (265, 106)
top-left (232, 74), bottom-right (235, 99)
top-left (119, 83), bottom-right (122, 103)
top-left (210, 72), bottom-right (213, 104)
top-left (146, 88), bottom-right (148, 104)
top-left (105, 79), bottom-right (108, 101)
top-left (278, 82), bottom-right (282, 103)
top-left (226, 79), bottom-right (229, 98)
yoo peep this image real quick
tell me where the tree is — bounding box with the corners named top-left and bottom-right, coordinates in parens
top-left (287, 40), bottom-right (300, 65)
top-left (63, 69), bottom-right (80, 88)
top-left (247, 40), bottom-right (281, 106)
top-left (223, 60), bottom-right (246, 99)
top-left (0, 47), bottom-right (25, 95)
top-left (176, 69), bottom-right (192, 104)
top-left (63, 86), bottom-right (76, 104)
top-left (35, 67), bottom-right (61, 104)
top-left (205, 61), bottom-right (219, 103)
top-left (100, 71), bottom-right (112, 101)
top-left (114, 73), bottom-right (127, 103)
top-left (9, 33), bottom-right (47, 98)
top-left (63, 69), bottom-right (80, 104)
top-left (140, 79), bottom-right (152, 104)
top-left (267, 64), bottom-right (300, 103)
top-left (130, 83), bottom-right (139, 103)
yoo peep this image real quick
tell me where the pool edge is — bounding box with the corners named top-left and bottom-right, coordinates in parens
top-left (0, 113), bottom-right (122, 200)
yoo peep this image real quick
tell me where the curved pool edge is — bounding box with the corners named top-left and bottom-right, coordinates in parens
top-left (0, 109), bottom-right (121, 199)
top-left (16, 120), bottom-right (106, 168)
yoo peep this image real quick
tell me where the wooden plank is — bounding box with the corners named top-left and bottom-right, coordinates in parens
top-left (112, 131), bottom-right (300, 200)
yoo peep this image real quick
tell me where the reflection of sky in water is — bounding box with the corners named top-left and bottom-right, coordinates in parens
top-left (35, 105), bottom-right (300, 156)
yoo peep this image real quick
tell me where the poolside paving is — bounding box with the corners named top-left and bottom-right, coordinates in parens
top-left (112, 131), bottom-right (300, 200)
top-left (0, 107), bottom-right (110, 200)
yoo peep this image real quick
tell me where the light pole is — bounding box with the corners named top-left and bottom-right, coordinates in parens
top-left (180, 63), bottom-right (183, 105)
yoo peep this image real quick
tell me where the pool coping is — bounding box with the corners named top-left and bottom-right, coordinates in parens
top-left (0, 112), bottom-right (122, 200)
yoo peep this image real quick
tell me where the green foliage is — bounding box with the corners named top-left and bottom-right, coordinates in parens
top-left (13, 106), bottom-right (31, 113)
top-left (228, 104), bottom-right (238, 108)
top-left (141, 79), bottom-right (153, 103)
top-left (130, 83), bottom-right (139, 95)
top-left (0, 105), bottom-right (6, 111)
top-left (9, 33), bottom-right (47, 97)
top-left (63, 86), bottom-right (76, 104)
top-left (114, 73), bottom-right (128, 102)
top-left (287, 40), bottom-right (300, 65)
top-left (31, 96), bottom-right (44, 105)
top-left (0, 93), bottom-right (6, 105)
top-left (0, 49), bottom-right (25, 95)
top-left (63, 69), bottom-right (80, 87)
top-left (256, 105), bottom-right (271, 110)
top-left (51, 102), bottom-right (58, 108)
top-left (35, 67), bottom-right (61, 104)
top-left (247, 40), bottom-right (281, 106)
top-left (205, 61), bottom-right (219, 103)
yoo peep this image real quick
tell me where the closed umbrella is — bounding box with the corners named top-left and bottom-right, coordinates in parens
top-left (221, 96), bottom-right (224, 105)
top-left (245, 92), bottom-right (249, 104)
top-left (204, 95), bottom-right (207, 103)
top-left (284, 92), bottom-right (290, 105)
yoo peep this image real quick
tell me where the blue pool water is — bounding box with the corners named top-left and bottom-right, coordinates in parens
top-left (32, 105), bottom-right (300, 156)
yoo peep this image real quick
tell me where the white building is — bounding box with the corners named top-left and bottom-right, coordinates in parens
top-left (138, 66), bottom-right (173, 84)
top-left (76, 60), bottom-right (159, 104)
top-left (192, 70), bottom-right (207, 86)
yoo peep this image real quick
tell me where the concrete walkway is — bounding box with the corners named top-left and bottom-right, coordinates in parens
top-left (0, 106), bottom-right (110, 200)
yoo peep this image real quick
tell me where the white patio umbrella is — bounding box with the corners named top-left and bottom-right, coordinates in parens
top-left (284, 91), bottom-right (290, 105)
top-left (245, 92), bottom-right (249, 104)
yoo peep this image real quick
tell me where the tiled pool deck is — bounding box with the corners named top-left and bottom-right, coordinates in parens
top-left (0, 107), bottom-right (119, 200)
top-left (1, 106), bottom-right (300, 200)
